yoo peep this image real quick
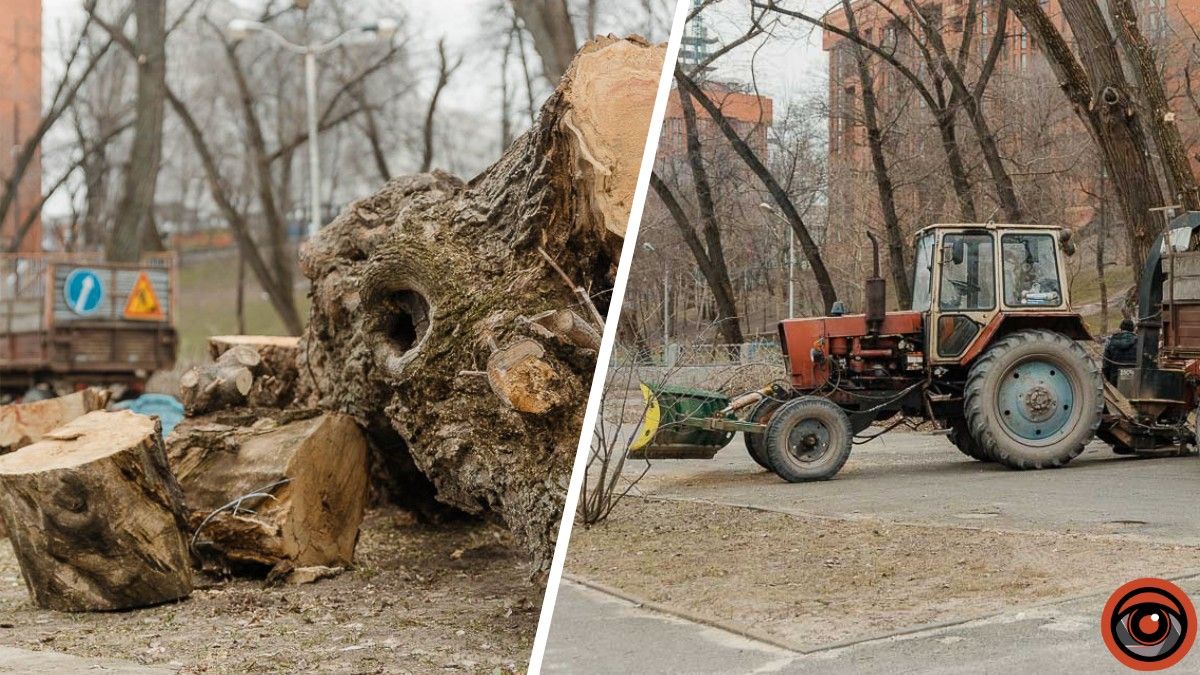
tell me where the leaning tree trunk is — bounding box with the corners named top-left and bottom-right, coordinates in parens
top-left (297, 36), bottom-right (663, 572)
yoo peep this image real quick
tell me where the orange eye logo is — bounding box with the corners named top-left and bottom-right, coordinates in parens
top-left (1102, 578), bottom-right (1196, 670)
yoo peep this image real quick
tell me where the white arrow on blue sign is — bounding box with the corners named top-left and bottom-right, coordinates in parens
top-left (64, 268), bottom-right (105, 316)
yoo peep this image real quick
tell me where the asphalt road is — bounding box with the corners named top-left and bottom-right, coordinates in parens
top-left (541, 430), bottom-right (1200, 673)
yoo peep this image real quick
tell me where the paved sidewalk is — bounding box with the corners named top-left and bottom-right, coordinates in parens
top-left (542, 579), bottom-right (1167, 674)
top-left (0, 647), bottom-right (174, 673)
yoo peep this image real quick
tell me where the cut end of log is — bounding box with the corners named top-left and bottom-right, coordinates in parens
top-left (0, 410), bottom-right (155, 474)
top-left (561, 35), bottom-right (666, 244)
top-left (0, 388), bottom-right (112, 454)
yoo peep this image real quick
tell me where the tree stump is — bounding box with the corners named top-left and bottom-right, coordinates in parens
top-left (0, 410), bottom-right (192, 611)
top-left (166, 409), bottom-right (369, 575)
top-left (0, 388), bottom-right (111, 454)
top-left (296, 36), bottom-right (664, 571)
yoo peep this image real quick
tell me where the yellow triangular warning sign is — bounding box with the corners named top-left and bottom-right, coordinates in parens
top-left (123, 271), bottom-right (164, 320)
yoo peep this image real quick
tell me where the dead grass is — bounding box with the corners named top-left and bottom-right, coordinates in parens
top-left (567, 498), bottom-right (1200, 650)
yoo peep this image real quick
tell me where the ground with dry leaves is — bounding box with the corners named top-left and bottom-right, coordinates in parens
top-left (566, 498), bottom-right (1200, 650)
top-left (0, 509), bottom-right (541, 673)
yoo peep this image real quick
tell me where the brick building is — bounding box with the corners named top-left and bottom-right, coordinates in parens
top-left (821, 0), bottom-right (1200, 299)
top-left (1, 0), bottom-right (42, 253)
top-left (658, 84), bottom-right (774, 161)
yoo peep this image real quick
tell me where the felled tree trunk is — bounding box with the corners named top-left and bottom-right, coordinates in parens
top-left (0, 411), bottom-right (191, 611)
top-left (166, 409), bottom-right (369, 576)
top-left (0, 388), bottom-right (111, 453)
top-left (297, 36), bottom-right (663, 571)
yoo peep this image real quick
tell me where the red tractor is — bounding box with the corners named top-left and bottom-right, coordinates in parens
top-left (632, 220), bottom-right (1200, 482)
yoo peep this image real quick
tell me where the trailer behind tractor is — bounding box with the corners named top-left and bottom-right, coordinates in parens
top-left (0, 252), bottom-right (178, 400)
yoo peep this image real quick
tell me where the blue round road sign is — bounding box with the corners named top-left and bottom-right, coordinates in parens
top-left (64, 268), bottom-right (105, 316)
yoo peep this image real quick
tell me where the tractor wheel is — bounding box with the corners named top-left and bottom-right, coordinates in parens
top-left (764, 396), bottom-right (853, 482)
top-left (744, 397), bottom-right (784, 470)
top-left (948, 419), bottom-right (992, 462)
top-left (964, 329), bottom-right (1102, 470)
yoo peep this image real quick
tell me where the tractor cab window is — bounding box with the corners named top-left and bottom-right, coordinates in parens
top-left (912, 232), bottom-right (935, 312)
top-left (938, 233), bottom-right (995, 311)
top-left (1002, 233), bottom-right (1062, 307)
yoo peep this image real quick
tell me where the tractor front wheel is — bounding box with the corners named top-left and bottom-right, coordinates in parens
top-left (744, 397), bottom-right (783, 470)
top-left (964, 329), bottom-right (1102, 469)
top-left (764, 396), bottom-right (853, 482)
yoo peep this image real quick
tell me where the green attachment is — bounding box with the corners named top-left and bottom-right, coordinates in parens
top-left (628, 384), bottom-right (737, 460)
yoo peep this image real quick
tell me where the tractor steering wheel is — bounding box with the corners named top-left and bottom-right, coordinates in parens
top-left (949, 278), bottom-right (980, 295)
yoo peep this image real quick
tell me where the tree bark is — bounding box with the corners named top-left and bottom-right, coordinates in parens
top-left (0, 411), bottom-right (191, 611)
top-left (296, 37), bottom-right (663, 572)
top-left (106, 0), bottom-right (165, 262)
top-left (1108, 0), bottom-right (1200, 211)
top-left (674, 68), bottom-right (838, 312)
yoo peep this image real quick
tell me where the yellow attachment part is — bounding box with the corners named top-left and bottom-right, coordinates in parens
top-left (629, 383), bottom-right (662, 451)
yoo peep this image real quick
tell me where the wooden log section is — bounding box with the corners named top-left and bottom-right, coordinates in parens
top-left (208, 335), bottom-right (301, 408)
top-left (167, 410), bottom-right (369, 575)
top-left (179, 345), bottom-right (259, 415)
top-left (0, 388), bottom-right (111, 454)
top-left (0, 410), bottom-right (192, 611)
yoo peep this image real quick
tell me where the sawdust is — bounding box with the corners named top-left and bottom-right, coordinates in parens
top-left (567, 498), bottom-right (1200, 650)
top-left (0, 509), bottom-right (540, 673)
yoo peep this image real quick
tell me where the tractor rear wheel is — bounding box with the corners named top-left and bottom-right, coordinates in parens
top-left (964, 329), bottom-right (1102, 469)
top-left (948, 419), bottom-right (992, 462)
top-left (744, 397), bottom-right (784, 470)
top-left (764, 396), bottom-right (853, 482)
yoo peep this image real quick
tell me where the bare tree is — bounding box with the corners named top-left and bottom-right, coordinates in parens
top-left (421, 39), bottom-right (464, 173)
top-left (0, 10), bottom-right (127, 249)
top-left (509, 0), bottom-right (578, 83)
top-left (1010, 0), bottom-right (1165, 273)
top-left (840, 0), bottom-right (911, 307)
top-left (106, 0), bottom-right (167, 262)
top-left (675, 67), bottom-right (838, 312)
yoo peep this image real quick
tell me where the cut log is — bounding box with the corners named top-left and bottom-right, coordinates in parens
top-left (0, 410), bottom-right (192, 611)
top-left (296, 36), bottom-right (662, 571)
top-left (208, 335), bottom-right (301, 409)
top-left (178, 345), bottom-right (260, 415)
top-left (166, 410), bottom-right (369, 575)
top-left (0, 388), bottom-right (111, 454)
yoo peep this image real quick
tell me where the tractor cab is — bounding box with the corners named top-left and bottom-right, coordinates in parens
top-left (912, 223), bottom-right (1082, 365)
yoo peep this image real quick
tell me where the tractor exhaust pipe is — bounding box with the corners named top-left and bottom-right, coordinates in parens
top-left (865, 233), bottom-right (886, 335)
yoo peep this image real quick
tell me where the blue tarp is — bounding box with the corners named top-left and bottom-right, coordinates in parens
top-left (112, 394), bottom-right (185, 436)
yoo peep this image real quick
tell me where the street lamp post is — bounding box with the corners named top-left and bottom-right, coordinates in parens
top-left (759, 203), bottom-right (795, 318)
top-left (228, 17), bottom-right (397, 239)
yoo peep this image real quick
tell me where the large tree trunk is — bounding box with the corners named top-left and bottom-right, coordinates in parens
top-left (296, 36), bottom-right (663, 572)
top-left (1108, 0), bottom-right (1200, 211)
top-left (1011, 0), bottom-right (1163, 277)
top-left (167, 410), bottom-right (368, 576)
top-left (106, 0), bottom-right (165, 262)
top-left (0, 411), bottom-right (191, 611)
